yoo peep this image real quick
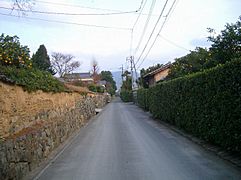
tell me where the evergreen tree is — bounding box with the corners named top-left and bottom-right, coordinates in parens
top-left (32, 44), bottom-right (54, 74)
top-left (100, 71), bottom-right (117, 95)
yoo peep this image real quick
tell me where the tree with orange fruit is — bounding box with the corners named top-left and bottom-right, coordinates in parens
top-left (0, 33), bottom-right (32, 68)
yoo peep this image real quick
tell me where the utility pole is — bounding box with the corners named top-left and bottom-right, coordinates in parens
top-left (120, 64), bottom-right (124, 84)
top-left (126, 56), bottom-right (134, 90)
top-left (132, 56), bottom-right (139, 89)
top-left (130, 56), bottom-right (134, 90)
top-left (128, 56), bottom-right (139, 90)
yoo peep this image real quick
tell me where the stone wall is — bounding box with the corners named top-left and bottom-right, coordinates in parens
top-left (0, 82), bottom-right (108, 180)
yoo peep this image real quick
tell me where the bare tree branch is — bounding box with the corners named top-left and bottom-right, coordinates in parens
top-left (91, 57), bottom-right (100, 84)
top-left (51, 52), bottom-right (81, 77)
top-left (11, 0), bottom-right (34, 15)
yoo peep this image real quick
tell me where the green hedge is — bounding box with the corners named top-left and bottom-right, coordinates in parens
top-left (88, 84), bottom-right (105, 93)
top-left (120, 90), bottom-right (133, 102)
top-left (137, 59), bottom-right (241, 153)
top-left (0, 65), bottom-right (66, 92)
top-left (137, 88), bottom-right (149, 111)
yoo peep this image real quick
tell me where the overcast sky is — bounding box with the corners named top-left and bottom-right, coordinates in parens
top-left (0, 0), bottom-right (240, 73)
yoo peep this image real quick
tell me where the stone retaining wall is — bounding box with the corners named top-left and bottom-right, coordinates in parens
top-left (0, 82), bottom-right (109, 179)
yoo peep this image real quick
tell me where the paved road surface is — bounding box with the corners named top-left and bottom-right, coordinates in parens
top-left (35, 98), bottom-right (241, 180)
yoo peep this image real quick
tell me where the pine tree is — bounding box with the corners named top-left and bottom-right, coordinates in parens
top-left (32, 44), bottom-right (54, 74)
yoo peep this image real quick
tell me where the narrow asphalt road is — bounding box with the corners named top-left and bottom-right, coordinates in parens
top-left (35, 98), bottom-right (241, 180)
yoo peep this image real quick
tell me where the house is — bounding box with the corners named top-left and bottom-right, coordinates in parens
top-left (63, 72), bottom-right (94, 86)
top-left (143, 62), bottom-right (171, 87)
top-left (98, 80), bottom-right (107, 87)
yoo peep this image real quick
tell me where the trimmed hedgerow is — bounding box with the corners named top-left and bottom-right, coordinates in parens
top-left (120, 90), bottom-right (133, 102)
top-left (137, 88), bottom-right (149, 111)
top-left (88, 84), bottom-right (105, 93)
top-left (0, 65), bottom-right (66, 92)
top-left (137, 58), bottom-right (241, 153)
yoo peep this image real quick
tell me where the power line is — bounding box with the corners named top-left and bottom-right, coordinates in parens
top-left (36, 0), bottom-right (160, 17)
top-left (159, 34), bottom-right (190, 51)
top-left (1, 0), bottom-right (160, 17)
top-left (134, 0), bottom-right (156, 56)
top-left (137, 0), bottom-right (177, 69)
top-left (35, 0), bottom-right (124, 12)
top-left (130, 0), bottom-right (147, 55)
top-left (135, 0), bottom-right (169, 65)
top-left (164, 0), bottom-right (179, 25)
top-left (132, 0), bottom-right (146, 30)
top-left (0, 6), bottom-right (140, 16)
top-left (0, 12), bottom-right (132, 30)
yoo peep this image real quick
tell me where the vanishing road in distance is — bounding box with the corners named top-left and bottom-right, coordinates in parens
top-left (35, 98), bottom-right (241, 180)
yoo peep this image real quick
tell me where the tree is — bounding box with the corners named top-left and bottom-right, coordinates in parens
top-left (100, 71), bottom-right (117, 95)
top-left (120, 70), bottom-right (133, 102)
top-left (208, 16), bottom-right (241, 64)
top-left (51, 52), bottom-right (80, 77)
top-left (91, 58), bottom-right (100, 84)
top-left (166, 47), bottom-right (212, 80)
top-left (0, 33), bottom-right (31, 68)
top-left (121, 70), bottom-right (132, 91)
top-left (167, 17), bottom-right (241, 81)
top-left (11, 0), bottom-right (34, 15)
top-left (32, 44), bottom-right (54, 74)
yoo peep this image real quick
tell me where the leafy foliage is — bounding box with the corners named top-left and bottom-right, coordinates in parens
top-left (0, 33), bottom-right (32, 68)
top-left (120, 90), bottom-right (133, 102)
top-left (100, 71), bottom-right (117, 96)
top-left (166, 17), bottom-right (241, 81)
top-left (166, 47), bottom-right (212, 80)
top-left (32, 44), bottom-right (54, 74)
top-left (0, 65), bottom-right (66, 92)
top-left (137, 58), bottom-right (241, 153)
top-left (137, 88), bottom-right (149, 110)
top-left (88, 84), bottom-right (104, 93)
top-left (208, 16), bottom-right (241, 64)
top-left (120, 70), bottom-right (133, 102)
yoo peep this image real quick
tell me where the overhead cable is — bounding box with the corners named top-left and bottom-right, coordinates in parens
top-left (0, 12), bottom-right (131, 30)
top-left (137, 0), bottom-right (177, 69)
top-left (35, 0), bottom-right (124, 12)
top-left (0, 6), bottom-right (140, 16)
top-left (159, 35), bottom-right (190, 51)
top-left (135, 0), bottom-right (169, 65)
top-left (130, 0), bottom-right (147, 55)
top-left (134, 0), bottom-right (156, 56)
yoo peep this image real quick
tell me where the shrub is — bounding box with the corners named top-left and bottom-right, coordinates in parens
top-left (137, 88), bottom-right (149, 111)
top-left (137, 58), bottom-right (241, 153)
top-left (0, 65), bottom-right (66, 92)
top-left (72, 80), bottom-right (83, 87)
top-left (120, 90), bottom-right (133, 102)
top-left (0, 34), bottom-right (32, 68)
top-left (88, 84), bottom-right (104, 93)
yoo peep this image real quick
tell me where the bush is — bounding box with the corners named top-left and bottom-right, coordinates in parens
top-left (137, 88), bottom-right (149, 111)
top-left (0, 34), bottom-right (32, 68)
top-left (0, 65), bottom-right (66, 92)
top-left (88, 84), bottom-right (104, 93)
top-left (120, 90), bottom-right (133, 102)
top-left (72, 80), bottom-right (83, 87)
top-left (137, 58), bottom-right (241, 153)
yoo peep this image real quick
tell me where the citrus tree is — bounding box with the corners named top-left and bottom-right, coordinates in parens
top-left (0, 33), bottom-right (31, 68)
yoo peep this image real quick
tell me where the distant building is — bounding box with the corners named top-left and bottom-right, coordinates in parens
top-left (98, 80), bottom-right (107, 87)
top-left (143, 63), bottom-right (171, 87)
top-left (63, 72), bottom-right (94, 86)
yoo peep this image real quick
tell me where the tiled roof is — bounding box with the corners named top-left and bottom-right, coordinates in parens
top-left (143, 63), bottom-right (171, 78)
top-left (64, 72), bottom-right (91, 79)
